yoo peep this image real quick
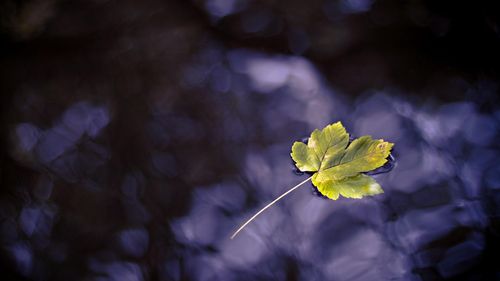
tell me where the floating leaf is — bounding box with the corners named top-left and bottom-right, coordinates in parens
top-left (292, 122), bottom-right (393, 200)
top-left (230, 121), bottom-right (394, 239)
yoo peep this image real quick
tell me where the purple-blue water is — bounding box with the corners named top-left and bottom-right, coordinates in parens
top-left (0, 0), bottom-right (499, 280)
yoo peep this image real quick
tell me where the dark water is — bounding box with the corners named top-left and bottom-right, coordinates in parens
top-left (1, 0), bottom-right (500, 280)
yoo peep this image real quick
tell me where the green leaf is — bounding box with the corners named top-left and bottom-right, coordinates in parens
top-left (230, 121), bottom-right (394, 239)
top-left (291, 122), bottom-right (393, 200)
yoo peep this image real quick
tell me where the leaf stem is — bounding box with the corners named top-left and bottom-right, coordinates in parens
top-left (230, 175), bottom-right (313, 239)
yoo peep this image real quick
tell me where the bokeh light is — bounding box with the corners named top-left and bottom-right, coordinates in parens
top-left (1, 0), bottom-right (499, 280)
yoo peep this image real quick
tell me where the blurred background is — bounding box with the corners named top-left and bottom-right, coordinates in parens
top-left (1, 0), bottom-right (500, 280)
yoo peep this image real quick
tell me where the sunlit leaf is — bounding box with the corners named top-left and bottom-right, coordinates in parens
top-left (231, 121), bottom-right (394, 238)
top-left (291, 122), bottom-right (393, 200)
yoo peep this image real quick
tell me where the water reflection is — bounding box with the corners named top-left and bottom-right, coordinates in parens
top-left (1, 0), bottom-right (499, 280)
top-left (4, 56), bottom-right (499, 281)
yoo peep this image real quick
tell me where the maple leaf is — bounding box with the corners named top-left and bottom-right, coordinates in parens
top-left (291, 123), bottom-right (393, 200)
top-left (230, 122), bottom-right (393, 239)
